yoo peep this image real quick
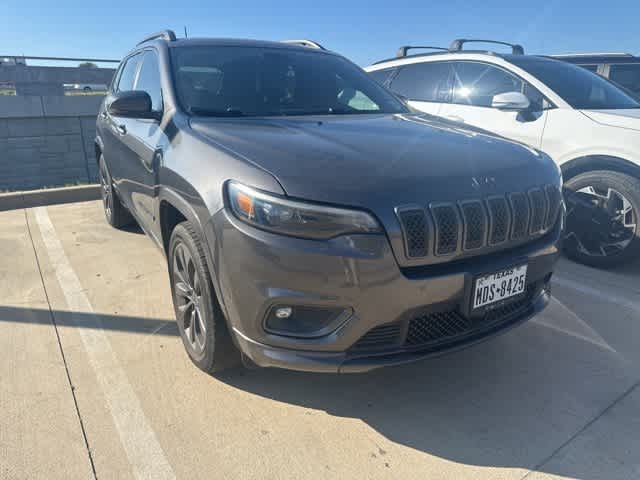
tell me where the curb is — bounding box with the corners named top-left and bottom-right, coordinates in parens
top-left (0, 185), bottom-right (101, 212)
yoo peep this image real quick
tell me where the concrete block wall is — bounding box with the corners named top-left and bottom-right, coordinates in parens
top-left (0, 96), bottom-right (102, 191)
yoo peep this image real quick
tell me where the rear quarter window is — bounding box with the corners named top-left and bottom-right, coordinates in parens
top-left (388, 62), bottom-right (451, 102)
top-left (368, 68), bottom-right (395, 86)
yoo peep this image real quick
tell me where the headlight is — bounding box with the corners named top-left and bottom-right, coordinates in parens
top-left (227, 182), bottom-right (382, 240)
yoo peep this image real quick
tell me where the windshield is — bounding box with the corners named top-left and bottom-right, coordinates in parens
top-left (170, 46), bottom-right (407, 117)
top-left (511, 57), bottom-right (640, 110)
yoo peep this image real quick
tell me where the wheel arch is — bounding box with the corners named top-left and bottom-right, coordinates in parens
top-left (157, 188), bottom-right (206, 255)
top-left (561, 155), bottom-right (640, 181)
top-left (157, 188), bottom-right (230, 318)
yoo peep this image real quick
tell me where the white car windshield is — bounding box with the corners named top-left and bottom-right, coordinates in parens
top-left (511, 56), bottom-right (640, 110)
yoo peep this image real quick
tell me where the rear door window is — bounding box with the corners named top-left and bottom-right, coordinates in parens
top-left (388, 62), bottom-right (451, 102)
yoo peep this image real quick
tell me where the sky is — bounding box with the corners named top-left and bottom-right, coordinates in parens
top-left (1, 0), bottom-right (638, 67)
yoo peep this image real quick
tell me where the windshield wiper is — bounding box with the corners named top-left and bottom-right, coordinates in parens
top-left (189, 107), bottom-right (246, 117)
top-left (275, 107), bottom-right (375, 116)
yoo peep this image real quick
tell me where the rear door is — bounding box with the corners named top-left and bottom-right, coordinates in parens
top-left (438, 61), bottom-right (549, 149)
top-left (386, 61), bottom-right (452, 115)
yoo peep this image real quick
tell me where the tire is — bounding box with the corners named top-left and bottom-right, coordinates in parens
top-left (98, 154), bottom-right (133, 229)
top-left (168, 221), bottom-right (240, 374)
top-left (563, 170), bottom-right (640, 268)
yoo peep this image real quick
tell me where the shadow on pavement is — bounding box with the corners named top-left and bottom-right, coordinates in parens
top-left (218, 316), bottom-right (635, 480)
top-left (0, 305), bottom-right (178, 336)
top-left (1, 297), bottom-right (636, 479)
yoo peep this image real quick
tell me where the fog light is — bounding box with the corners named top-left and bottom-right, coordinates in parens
top-left (275, 307), bottom-right (293, 319)
top-left (264, 305), bottom-right (352, 338)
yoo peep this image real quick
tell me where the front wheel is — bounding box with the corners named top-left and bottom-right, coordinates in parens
top-left (168, 222), bottom-right (240, 374)
top-left (563, 170), bottom-right (640, 268)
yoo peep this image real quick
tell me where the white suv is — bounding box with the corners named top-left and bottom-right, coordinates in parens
top-left (366, 39), bottom-right (640, 268)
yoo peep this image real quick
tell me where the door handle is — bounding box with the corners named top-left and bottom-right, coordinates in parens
top-left (444, 115), bottom-right (465, 123)
top-left (116, 124), bottom-right (127, 135)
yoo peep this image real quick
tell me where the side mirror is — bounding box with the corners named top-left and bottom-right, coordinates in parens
top-left (108, 91), bottom-right (158, 119)
top-left (491, 91), bottom-right (530, 111)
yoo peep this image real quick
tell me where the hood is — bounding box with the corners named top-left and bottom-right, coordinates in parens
top-left (581, 109), bottom-right (640, 132)
top-left (190, 113), bottom-right (557, 208)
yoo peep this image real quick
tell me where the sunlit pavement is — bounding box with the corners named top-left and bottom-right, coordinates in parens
top-left (1, 200), bottom-right (639, 480)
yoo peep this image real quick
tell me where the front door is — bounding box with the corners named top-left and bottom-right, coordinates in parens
top-left (100, 52), bottom-right (143, 211)
top-left (438, 61), bottom-right (548, 149)
top-left (120, 50), bottom-right (165, 239)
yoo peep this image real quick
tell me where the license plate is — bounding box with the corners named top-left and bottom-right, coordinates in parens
top-left (473, 265), bottom-right (528, 310)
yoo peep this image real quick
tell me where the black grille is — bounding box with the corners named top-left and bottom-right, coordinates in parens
top-left (351, 284), bottom-right (542, 353)
top-left (351, 323), bottom-right (401, 351)
top-left (398, 209), bottom-right (428, 258)
top-left (528, 188), bottom-right (548, 234)
top-left (509, 192), bottom-right (530, 240)
top-left (406, 310), bottom-right (472, 346)
top-left (545, 185), bottom-right (562, 229)
top-left (483, 285), bottom-right (537, 324)
top-left (460, 201), bottom-right (487, 250)
top-left (487, 197), bottom-right (510, 245)
top-left (432, 204), bottom-right (459, 255)
top-left (395, 184), bottom-right (556, 260)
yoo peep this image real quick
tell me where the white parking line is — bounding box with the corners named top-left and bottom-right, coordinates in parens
top-left (553, 275), bottom-right (640, 316)
top-left (34, 207), bottom-right (175, 480)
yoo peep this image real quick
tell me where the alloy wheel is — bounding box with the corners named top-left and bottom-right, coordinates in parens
top-left (173, 242), bottom-right (207, 354)
top-left (565, 185), bottom-right (637, 258)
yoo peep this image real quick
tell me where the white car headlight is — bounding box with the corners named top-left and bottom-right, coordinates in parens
top-left (227, 182), bottom-right (382, 240)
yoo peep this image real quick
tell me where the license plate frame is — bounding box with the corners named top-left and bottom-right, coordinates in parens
top-left (472, 264), bottom-right (528, 311)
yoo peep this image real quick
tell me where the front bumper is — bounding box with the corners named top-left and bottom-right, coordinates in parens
top-left (208, 208), bottom-right (561, 373)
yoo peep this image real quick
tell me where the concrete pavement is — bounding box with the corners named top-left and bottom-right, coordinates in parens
top-left (1, 200), bottom-right (639, 479)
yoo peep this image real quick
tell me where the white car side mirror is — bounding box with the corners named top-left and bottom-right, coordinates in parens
top-left (492, 91), bottom-right (531, 111)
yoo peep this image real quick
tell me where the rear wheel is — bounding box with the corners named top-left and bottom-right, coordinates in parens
top-left (99, 154), bottom-right (132, 228)
top-left (563, 170), bottom-right (640, 268)
top-left (168, 222), bottom-right (240, 374)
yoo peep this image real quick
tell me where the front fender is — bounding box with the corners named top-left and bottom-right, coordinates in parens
top-left (559, 154), bottom-right (640, 180)
top-left (156, 186), bottom-right (231, 318)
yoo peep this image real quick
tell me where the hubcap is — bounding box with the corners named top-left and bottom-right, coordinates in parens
top-left (173, 243), bottom-right (206, 353)
top-left (100, 162), bottom-right (112, 219)
top-left (565, 185), bottom-right (637, 258)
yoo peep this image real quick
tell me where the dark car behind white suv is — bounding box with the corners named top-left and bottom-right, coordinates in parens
top-left (551, 52), bottom-right (640, 99)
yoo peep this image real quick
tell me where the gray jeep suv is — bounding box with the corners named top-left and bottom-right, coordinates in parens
top-left (96, 30), bottom-right (562, 374)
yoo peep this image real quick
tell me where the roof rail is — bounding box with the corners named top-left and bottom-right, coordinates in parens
top-left (0, 55), bottom-right (119, 63)
top-left (550, 52), bottom-right (633, 58)
top-left (396, 45), bottom-right (448, 58)
top-left (281, 39), bottom-right (326, 50)
top-left (449, 39), bottom-right (524, 55)
top-left (137, 30), bottom-right (177, 46)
